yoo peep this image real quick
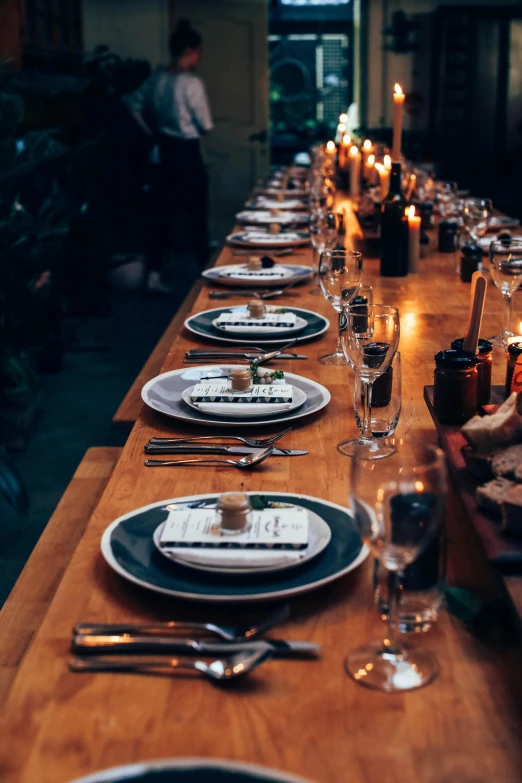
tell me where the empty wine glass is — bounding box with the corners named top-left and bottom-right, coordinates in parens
top-left (340, 304), bottom-right (400, 458)
top-left (488, 237), bottom-right (522, 346)
top-left (309, 210), bottom-right (337, 294)
top-left (318, 249), bottom-right (363, 365)
top-left (346, 440), bottom-right (446, 692)
top-left (463, 197), bottom-right (491, 239)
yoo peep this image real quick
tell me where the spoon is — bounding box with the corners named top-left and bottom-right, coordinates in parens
top-left (69, 649), bottom-right (271, 681)
top-left (73, 602), bottom-right (290, 639)
top-left (144, 446), bottom-right (275, 470)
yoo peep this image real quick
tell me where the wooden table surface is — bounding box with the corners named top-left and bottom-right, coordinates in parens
top-left (2, 204), bottom-right (522, 783)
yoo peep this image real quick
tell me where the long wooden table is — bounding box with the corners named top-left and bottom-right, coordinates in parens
top-left (2, 205), bottom-right (522, 783)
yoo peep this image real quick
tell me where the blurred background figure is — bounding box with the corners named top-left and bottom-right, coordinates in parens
top-left (124, 18), bottom-right (213, 294)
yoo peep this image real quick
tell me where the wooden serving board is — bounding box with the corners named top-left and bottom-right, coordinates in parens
top-left (424, 384), bottom-right (522, 571)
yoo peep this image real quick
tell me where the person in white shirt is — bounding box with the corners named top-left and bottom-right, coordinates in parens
top-left (124, 19), bottom-right (213, 293)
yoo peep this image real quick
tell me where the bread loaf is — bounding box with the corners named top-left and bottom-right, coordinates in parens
top-left (476, 478), bottom-right (516, 514)
top-left (461, 392), bottom-right (522, 452)
top-left (491, 444), bottom-right (522, 481)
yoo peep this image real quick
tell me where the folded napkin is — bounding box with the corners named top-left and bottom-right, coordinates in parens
top-left (191, 383), bottom-right (293, 403)
top-left (215, 312), bottom-right (297, 331)
top-left (160, 507), bottom-right (309, 549)
top-left (224, 266), bottom-right (288, 278)
top-left (238, 231), bottom-right (303, 245)
top-left (253, 198), bottom-right (306, 210)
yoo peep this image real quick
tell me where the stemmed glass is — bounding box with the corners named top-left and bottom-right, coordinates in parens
top-left (309, 210), bottom-right (337, 294)
top-left (463, 197), bottom-right (491, 239)
top-left (488, 237), bottom-right (522, 346)
top-left (339, 304), bottom-right (400, 458)
top-left (318, 249), bottom-right (362, 365)
top-left (346, 440), bottom-right (446, 692)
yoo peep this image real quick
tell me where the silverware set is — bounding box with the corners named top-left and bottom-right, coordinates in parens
top-left (208, 284), bottom-right (297, 300)
top-left (143, 427), bottom-right (306, 468)
top-left (70, 605), bottom-right (320, 681)
top-left (184, 339), bottom-right (304, 364)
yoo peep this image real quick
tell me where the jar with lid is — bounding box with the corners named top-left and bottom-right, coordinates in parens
top-left (459, 243), bottom-right (482, 283)
top-left (438, 220), bottom-right (458, 253)
top-left (434, 349), bottom-right (478, 423)
top-left (216, 492), bottom-right (252, 535)
top-left (505, 342), bottom-right (522, 397)
top-left (451, 338), bottom-right (492, 406)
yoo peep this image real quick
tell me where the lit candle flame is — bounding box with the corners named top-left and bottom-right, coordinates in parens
top-left (383, 154), bottom-right (391, 169)
top-left (339, 112), bottom-right (348, 124)
top-left (337, 123), bottom-right (346, 133)
top-left (367, 154), bottom-right (375, 165)
top-left (363, 139), bottom-right (372, 151)
top-left (375, 163), bottom-right (385, 173)
top-left (394, 83), bottom-right (403, 96)
top-left (519, 321), bottom-right (522, 333)
top-left (342, 133), bottom-right (351, 146)
top-left (415, 480), bottom-right (424, 492)
top-left (407, 205), bottom-right (415, 219)
top-left (349, 145), bottom-right (359, 157)
top-left (326, 140), bottom-right (336, 153)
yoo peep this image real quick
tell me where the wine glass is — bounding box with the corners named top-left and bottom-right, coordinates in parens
top-left (346, 440), bottom-right (446, 692)
top-left (309, 210), bottom-right (337, 294)
top-left (462, 197), bottom-right (491, 239)
top-left (339, 304), bottom-right (400, 458)
top-left (488, 237), bottom-right (522, 346)
top-left (318, 249), bottom-right (363, 365)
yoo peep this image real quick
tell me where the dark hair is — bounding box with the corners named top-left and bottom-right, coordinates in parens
top-left (169, 19), bottom-right (202, 58)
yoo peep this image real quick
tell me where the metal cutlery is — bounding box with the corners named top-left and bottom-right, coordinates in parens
top-left (231, 248), bottom-right (302, 257)
top-left (73, 635), bottom-right (320, 658)
top-left (208, 285), bottom-right (297, 300)
top-left (184, 339), bottom-right (298, 366)
top-left (73, 602), bottom-right (290, 640)
top-left (70, 649), bottom-right (271, 681)
top-left (148, 427), bottom-right (292, 448)
top-left (144, 444), bottom-right (307, 457)
top-left (185, 350), bottom-right (307, 360)
top-left (145, 446), bottom-right (275, 470)
top-left (184, 353), bottom-right (307, 363)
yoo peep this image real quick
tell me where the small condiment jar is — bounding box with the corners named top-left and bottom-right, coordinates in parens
top-left (228, 367), bottom-right (252, 393)
top-left (434, 349), bottom-right (478, 423)
top-left (505, 341), bottom-right (522, 397)
top-left (459, 244), bottom-right (482, 283)
top-left (216, 492), bottom-right (252, 535)
top-left (270, 208), bottom-right (281, 217)
top-left (248, 299), bottom-right (265, 318)
top-left (451, 338), bottom-right (492, 406)
top-left (247, 256), bottom-right (262, 271)
top-left (438, 220), bottom-right (458, 253)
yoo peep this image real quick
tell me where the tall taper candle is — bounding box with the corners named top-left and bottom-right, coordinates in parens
top-left (392, 83), bottom-right (405, 161)
top-left (349, 145), bottom-right (360, 198)
top-left (407, 205), bottom-right (421, 273)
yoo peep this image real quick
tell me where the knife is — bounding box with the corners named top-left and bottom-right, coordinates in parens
top-left (144, 445), bottom-right (308, 456)
top-left (73, 635), bottom-right (320, 658)
top-left (184, 354), bottom-right (307, 362)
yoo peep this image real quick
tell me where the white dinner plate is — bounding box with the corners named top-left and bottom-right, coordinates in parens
top-left (245, 198), bottom-right (308, 211)
top-left (141, 366), bottom-right (330, 428)
top-left (202, 264), bottom-right (313, 288)
top-left (235, 210), bottom-right (309, 225)
top-left (226, 231), bottom-right (310, 248)
top-left (152, 505), bottom-right (332, 575)
top-left (181, 383), bottom-right (306, 419)
top-left (100, 491), bottom-right (368, 603)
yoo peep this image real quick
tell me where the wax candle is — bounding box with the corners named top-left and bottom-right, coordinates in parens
top-left (338, 133), bottom-right (351, 170)
top-left (392, 83), bottom-right (405, 161)
top-left (375, 163), bottom-right (390, 202)
top-left (365, 153), bottom-right (376, 184)
top-left (349, 145), bottom-right (360, 198)
top-left (407, 205), bottom-right (421, 273)
top-left (384, 154), bottom-right (392, 171)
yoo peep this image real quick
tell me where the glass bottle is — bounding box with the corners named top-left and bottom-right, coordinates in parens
top-left (380, 162), bottom-right (409, 277)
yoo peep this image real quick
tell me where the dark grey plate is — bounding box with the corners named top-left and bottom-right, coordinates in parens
top-left (100, 492), bottom-right (367, 603)
top-left (184, 306), bottom-right (329, 346)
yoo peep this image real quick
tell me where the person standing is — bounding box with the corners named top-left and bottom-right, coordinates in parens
top-left (124, 19), bottom-right (213, 293)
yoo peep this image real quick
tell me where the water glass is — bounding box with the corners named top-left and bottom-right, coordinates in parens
top-left (318, 249), bottom-right (363, 365)
top-left (354, 351), bottom-right (401, 439)
top-left (488, 237), bottom-right (522, 346)
top-left (346, 440), bottom-right (447, 692)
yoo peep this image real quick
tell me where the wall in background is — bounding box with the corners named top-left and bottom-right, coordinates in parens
top-left (83, 0), bottom-right (169, 64)
top-left (364, 0), bottom-right (522, 133)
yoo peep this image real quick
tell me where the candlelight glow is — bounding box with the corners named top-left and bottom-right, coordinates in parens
top-left (342, 133), bottom-right (351, 145)
top-left (375, 163), bottom-right (385, 173)
top-left (384, 154), bottom-right (392, 169)
top-left (407, 205), bottom-right (416, 219)
top-left (402, 312), bottom-right (417, 332)
top-left (339, 113), bottom-right (348, 124)
top-left (520, 321), bottom-right (522, 333)
top-left (415, 480), bottom-right (424, 492)
top-left (326, 140), bottom-right (336, 153)
top-left (349, 145), bottom-right (359, 157)
top-left (363, 139), bottom-right (372, 151)
top-left (394, 83), bottom-right (403, 96)
top-left (367, 154), bottom-right (375, 165)
top-left (337, 123), bottom-right (346, 133)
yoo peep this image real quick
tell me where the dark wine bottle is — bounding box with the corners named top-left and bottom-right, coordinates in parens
top-left (380, 162), bottom-right (409, 277)
top-left (335, 210), bottom-right (346, 250)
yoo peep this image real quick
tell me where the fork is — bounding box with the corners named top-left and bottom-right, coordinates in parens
top-left (184, 339), bottom-right (298, 365)
top-left (148, 426), bottom-right (292, 448)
